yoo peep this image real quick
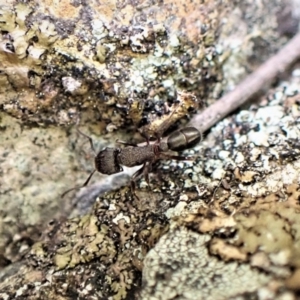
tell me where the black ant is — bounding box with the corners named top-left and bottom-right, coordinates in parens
top-left (61, 126), bottom-right (201, 198)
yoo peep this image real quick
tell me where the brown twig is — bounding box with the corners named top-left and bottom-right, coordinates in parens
top-left (189, 32), bottom-right (300, 133)
top-left (70, 33), bottom-right (300, 213)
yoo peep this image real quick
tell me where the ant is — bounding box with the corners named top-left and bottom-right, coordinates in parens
top-left (61, 126), bottom-right (201, 199)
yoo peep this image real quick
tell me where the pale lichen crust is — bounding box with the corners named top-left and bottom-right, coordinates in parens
top-left (0, 0), bottom-right (296, 299)
top-left (0, 1), bottom-right (221, 127)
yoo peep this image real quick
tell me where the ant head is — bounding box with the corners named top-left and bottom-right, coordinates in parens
top-left (95, 147), bottom-right (123, 175)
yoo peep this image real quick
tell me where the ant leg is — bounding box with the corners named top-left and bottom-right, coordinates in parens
top-left (160, 153), bottom-right (195, 161)
top-left (130, 180), bottom-right (138, 200)
top-left (130, 164), bottom-right (146, 200)
top-left (116, 139), bottom-right (137, 147)
top-left (143, 161), bottom-right (153, 186)
top-left (131, 164), bottom-right (145, 183)
top-left (61, 169), bottom-right (96, 198)
top-left (154, 133), bottom-right (161, 144)
top-left (140, 132), bottom-right (150, 145)
top-left (76, 127), bottom-right (97, 155)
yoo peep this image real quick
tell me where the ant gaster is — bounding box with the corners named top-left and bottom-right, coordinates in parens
top-left (61, 126), bottom-right (201, 198)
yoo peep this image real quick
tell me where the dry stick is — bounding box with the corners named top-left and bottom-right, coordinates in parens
top-left (72, 33), bottom-right (300, 210)
top-left (189, 32), bottom-right (300, 133)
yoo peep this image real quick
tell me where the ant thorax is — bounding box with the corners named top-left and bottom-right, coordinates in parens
top-left (117, 145), bottom-right (156, 167)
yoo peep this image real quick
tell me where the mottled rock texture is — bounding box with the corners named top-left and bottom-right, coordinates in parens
top-left (1, 0), bottom-right (300, 299)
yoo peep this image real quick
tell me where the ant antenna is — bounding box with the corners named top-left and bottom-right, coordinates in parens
top-left (61, 169), bottom-right (96, 198)
top-left (76, 127), bottom-right (97, 155)
top-left (61, 121), bottom-right (98, 198)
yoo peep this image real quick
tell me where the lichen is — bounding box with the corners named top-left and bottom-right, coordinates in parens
top-left (0, 0), bottom-right (223, 126)
top-left (141, 227), bottom-right (270, 300)
top-left (0, 0), bottom-right (296, 299)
